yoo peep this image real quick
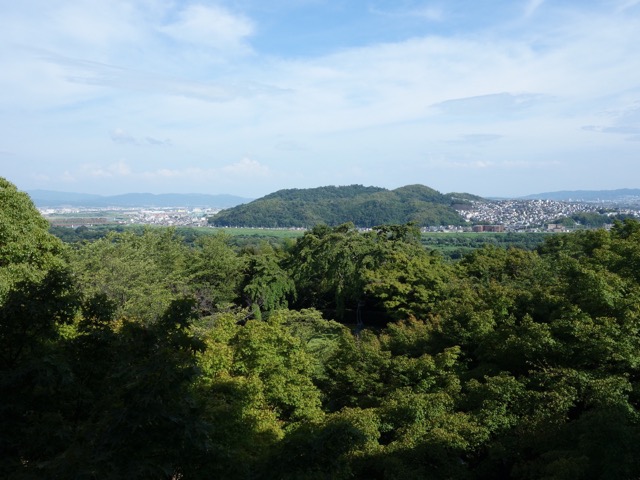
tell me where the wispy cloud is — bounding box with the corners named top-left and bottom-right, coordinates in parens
top-left (369, 5), bottom-right (445, 22)
top-left (431, 93), bottom-right (548, 117)
top-left (222, 158), bottom-right (270, 176)
top-left (446, 134), bottom-right (504, 145)
top-left (145, 136), bottom-right (172, 146)
top-left (110, 128), bottom-right (137, 145)
top-left (158, 4), bottom-right (254, 53)
top-left (524, 0), bottom-right (546, 18)
top-left (110, 128), bottom-right (171, 146)
top-left (582, 102), bottom-right (640, 141)
top-left (76, 157), bottom-right (270, 183)
top-left (36, 51), bottom-right (283, 103)
top-left (82, 160), bottom-right (132, 178)
top-left (425, 157), bottom-right (560, 169)
top-left (616, 0), bottom-right (640, 13)
top-left (3, 1), bottom-right (640, 196)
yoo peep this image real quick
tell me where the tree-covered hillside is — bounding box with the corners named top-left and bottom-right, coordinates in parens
top-left (4, 176), bottom-right (640, 479)
top-left (209, 184), bottom-right (469, 228)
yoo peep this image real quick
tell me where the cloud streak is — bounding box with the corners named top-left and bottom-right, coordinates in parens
top-left (524, 0), bottom-right (546, 18)
top-left (431, 93), bottom-right (548, 117)
top-left (77, 158), bottom-right (270, 183)
top-left (158, 4), bottom-right (254, 52)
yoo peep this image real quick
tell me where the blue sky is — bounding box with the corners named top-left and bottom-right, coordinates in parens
top-left (1, 0), bottom-right (639, 198)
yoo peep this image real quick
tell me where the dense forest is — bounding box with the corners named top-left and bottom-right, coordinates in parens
top-left (48, 225), bottom-right (550, 260)
top-left (4, 176), bottom-right (640, 479)
top-left (209, 184), bottom-right (474, 228)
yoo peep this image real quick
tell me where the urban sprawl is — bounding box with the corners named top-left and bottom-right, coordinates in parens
top-left (40, 199), bottom-right (640, 233)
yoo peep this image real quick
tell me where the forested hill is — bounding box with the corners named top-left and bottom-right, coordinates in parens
top-left (209, 184), bottom-right (478, 227)
top-left (6, 174), bottom-right (640, 478)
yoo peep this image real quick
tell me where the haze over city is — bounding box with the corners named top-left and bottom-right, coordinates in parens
top-left (1, 0), bottom-right (639, 198)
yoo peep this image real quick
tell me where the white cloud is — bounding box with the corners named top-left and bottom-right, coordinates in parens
top-left (109, 128), bottom-right (172, 146)
top-left (110, 128), bottom-right (137, 144)
top-left (222, 158), bottom-right (270, 176)
top-left (72, 158), bottom-right (269, 184)
top-left (582, 102), bottom-right (640, 140)
top-left (31, 51), bottom-right (281, 103)
top-left (431, 93), bottom-right (548, 117)
top-left (158, 4), bottom-right (254, 52)
top-left (60, 171), bottom-right (76, 182)
top-left (83, 160), bottom-right (132, 178)
top-left (370, 5), bottom-right (445, 22)
top-left (2, 1), bottom-right (640, 196)
top-left (145, 136), bottom-right (172, 146)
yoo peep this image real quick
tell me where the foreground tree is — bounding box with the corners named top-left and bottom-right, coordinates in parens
top-left (71, 228), bottom-right (190, 322)
top-left (0, 178), bottom-right (79, 475)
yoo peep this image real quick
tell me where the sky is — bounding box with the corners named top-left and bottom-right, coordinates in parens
top-left (1, 0), bottom-right (639, 198)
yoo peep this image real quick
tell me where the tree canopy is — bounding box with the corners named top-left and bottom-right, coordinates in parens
top-left (3, 177), bottom-right (640, 479)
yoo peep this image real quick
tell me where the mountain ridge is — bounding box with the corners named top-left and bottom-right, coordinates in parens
top-left (520, 188), bottom-right (640, 202)
top-left (26, 186), bottom-right (640, 210)
top-left (209, 184), bottom-right (479, 228)
top-left (27, 190), bottom-right (252, 208)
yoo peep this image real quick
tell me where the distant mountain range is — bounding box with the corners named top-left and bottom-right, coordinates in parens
top-left (520, 189), bottom-right (640, 202)
top-left (27, 190), bottom-right (252, 208)
top-left (26, 186), bottom-right (640, 211)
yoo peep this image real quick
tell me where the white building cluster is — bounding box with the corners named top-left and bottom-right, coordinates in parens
top-left (42, 207), bottom-right (220, 228)
top-left (457, 199), bottom-right (638, 231)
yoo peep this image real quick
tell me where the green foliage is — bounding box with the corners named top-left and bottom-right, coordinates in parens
top-left (70, 228), bottom-right (191, 321)
top-left (554, 211), bottom-right (633, 228)
top-left (288, 222), bottom-right (452, 322)
top-left (0, 179), bottom-right (68, 298)
top-left (0, 179), bottom-right (81, 476)
top-left (287, 223), bottom-right (376, 319)
top-left (421, 232), bottom-right (550, 259)
top-left (7, 175), bottom-right (640, 479)
top-left (210, 184), bottom-right (466, 228)
top-left (240, 244), bottom-right (295, 320)
top-left (186, 232), bottom-right (245, 314)
top-left (49, 224), bottom-right (127, 243)
top-left (363, 239), bottom-right (452, 320)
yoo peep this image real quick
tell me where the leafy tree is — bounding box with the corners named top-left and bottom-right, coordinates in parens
top-left (46, 298), bottom-right (210, 479)
top-left (0, 178), bottom-right (69, 299)
top-left (0, 179), bottom-right (81, 476)
top-left (287, 223), bottom-right (376, 320)
top-left (240, 244), bottom-right (295, 320)
top-left (186, 232), bottom-right (244, 314)
top-left (71, 228), bottom-right (190, 321)
top-left (363, 235), bottom-right (451, 320)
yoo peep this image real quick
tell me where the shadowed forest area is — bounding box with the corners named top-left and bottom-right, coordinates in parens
top-left (3, 176), bottom-right (640, 479)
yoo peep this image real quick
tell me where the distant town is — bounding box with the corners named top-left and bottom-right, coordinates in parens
top-left (41, 207), bottom-right (219, 229)
top-left (39, 198), bottom-right (640, 233)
